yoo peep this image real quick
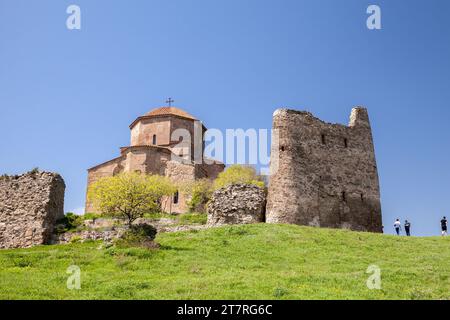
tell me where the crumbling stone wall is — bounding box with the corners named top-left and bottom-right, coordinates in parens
top-left (207, 184), bottom-right (266, 226)
top-left (0, 171), bottom-right (65, 249)
top-left (266, 107), bottom-right (383, 232)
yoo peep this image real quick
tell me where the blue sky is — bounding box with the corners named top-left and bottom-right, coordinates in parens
top-left (1, 0), bottom-right (449, 236)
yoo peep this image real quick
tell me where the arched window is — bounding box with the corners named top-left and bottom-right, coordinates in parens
top-left (344, 138), bottom-right (348, 148)
top-left (321, 134), bottom-right (326, 145)
top-left (173, 191), bottom-right (179, 204)
top-left (152, 135), bottom-right (157, 145)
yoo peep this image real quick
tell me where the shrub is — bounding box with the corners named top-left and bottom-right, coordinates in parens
top-left (115, 224), bottom-right (158, 249)
top-left (28, 167), bottom-right (40, 175)
top-left (213, 165), bottom-right (265, 190)
top-left (181, 179), bottom-right (213, 213)
top-left (55, 212), bottom-right (82, 233)
top-left (82, 212), bottom-right (102, 221)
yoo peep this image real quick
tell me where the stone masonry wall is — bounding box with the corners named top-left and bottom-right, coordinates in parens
top-left (266, 107), bottom-right (383, 232)
top-left (0, 171), bottom-right (66, 249)
top-left (207, 184), bottom-right (266, 226)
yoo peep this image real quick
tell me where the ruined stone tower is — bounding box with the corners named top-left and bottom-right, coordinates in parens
top-left (266, 107), bottom-right (383, 233)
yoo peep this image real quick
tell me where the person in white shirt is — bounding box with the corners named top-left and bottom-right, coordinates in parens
top-left (394, 219), bottom-right (401, 236)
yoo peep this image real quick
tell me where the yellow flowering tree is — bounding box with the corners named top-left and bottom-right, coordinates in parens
top-left (87, 172), bottom-right (176, 226)
top-left (181, 179), bottom-right (213, 213)
top-left (213, 165), bottom-right (265, 190)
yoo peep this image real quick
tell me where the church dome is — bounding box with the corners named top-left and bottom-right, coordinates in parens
top-left (129, 106), bottom-right (199, 129)
top-left (145, 107), bottom-right (197, 120)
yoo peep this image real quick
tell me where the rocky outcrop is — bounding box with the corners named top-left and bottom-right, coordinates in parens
top-left (207, 184), bottom-right (266, 226)
top-left (52, 224), bottom-right (158, 245)
top-left (0, 171), bottom-right (66, 249)
top-left (80, 217), bottom-right (201, 233)
top-left (52, 229), bottom-right (125, 244)
top-left (53, 216), bottom-right (206, 245)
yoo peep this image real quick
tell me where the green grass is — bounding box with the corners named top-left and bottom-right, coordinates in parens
top-left (143, 212), bottom-right (178, 220)
top-left (0, 224), bottom-right (449, 300)
top-left (177, 213), bottom-right (207, 225)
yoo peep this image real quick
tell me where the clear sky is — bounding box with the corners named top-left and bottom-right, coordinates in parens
top-left (1, 0), bottom-right (449, 236)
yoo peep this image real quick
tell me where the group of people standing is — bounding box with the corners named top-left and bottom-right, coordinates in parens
top-left (393, 217), bottom-right (448, 236)
top-left (394, 219), bottom-right (411, 236)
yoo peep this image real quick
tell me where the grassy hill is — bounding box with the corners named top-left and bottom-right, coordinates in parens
top-left (0, 223), bottom-right (449, 300)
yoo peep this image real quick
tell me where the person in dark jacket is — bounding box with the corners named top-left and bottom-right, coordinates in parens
top-left (404, 220), bottom-right (411, 236)
top-left (441, 216), bottom-right (448, 236)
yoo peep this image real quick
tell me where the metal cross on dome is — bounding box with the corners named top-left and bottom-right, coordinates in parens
top-left (166, 98), bottom-right (174, 106)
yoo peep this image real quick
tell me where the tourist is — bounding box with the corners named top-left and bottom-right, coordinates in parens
top-left (441, 216), bottom-right (448, 236)
top-left (404, 220), bottom-right (411, 236)
top-left (394, 219), bottom-right (401, 235)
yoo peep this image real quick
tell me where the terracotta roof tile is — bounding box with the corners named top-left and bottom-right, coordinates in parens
top-left (129, 106), bottom-right (203, 129)
top-left (145, 107), bottom-right (197, 120)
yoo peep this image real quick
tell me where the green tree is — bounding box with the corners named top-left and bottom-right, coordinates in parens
top-left (213, 165), bottom-right (265, 190)
top-left (181, 179), bottom-right (213, 213)
top-left (87, 172), bottom-right (176, 226)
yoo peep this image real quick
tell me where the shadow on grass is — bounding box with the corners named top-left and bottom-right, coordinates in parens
top-left (159, 244), bottom-right (192, 252)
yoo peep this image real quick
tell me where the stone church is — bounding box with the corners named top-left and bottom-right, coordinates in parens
top-left (85, 106), bottom-right (224, 214)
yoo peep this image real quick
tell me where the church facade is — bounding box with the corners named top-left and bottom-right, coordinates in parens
top-left (85, 106), bottom-right (224, 214)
